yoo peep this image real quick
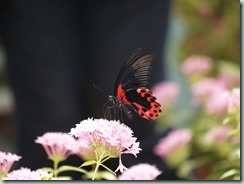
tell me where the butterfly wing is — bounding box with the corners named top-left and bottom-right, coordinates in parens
top-left (114, 49), bottom-right (161, 120)
top-left (114, 49), bottom-right (154, 94)
top-left (123, 87), bottom-right (161, 120)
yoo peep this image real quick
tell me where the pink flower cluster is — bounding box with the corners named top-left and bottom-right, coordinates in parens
top-left (4, 167), bottom-right (52, 180)
top-left (35, 132), bottom-right (76, 162)
top-left (69, 118), bottom-right (141, 173)
top-left (204, 126), bottom-right (233, 144)
top-left (181, 54), bottom-right (240, 116)
top-left (151, 82), bottom-right (179, 108)
top-left (181, 55), bottom-right (213, 76)
top-left (205, 90), bottom-right (231, 116)
top-left (118, 163), bottom-right (162, 180)
top-left (227, 88), bottom-right (240, 112)
top-left (0, 151), bottom-right (21, 178)
top-left (191, 78), bottom-right (225, 101)
top-left (217, 72), bottom-right (240, 89)
top-left (205, 88), bottom-right (240, 115)
top-left (154, 129), bottom-right (192, 159)
top-left (191, 75), bottom-right (240, 116)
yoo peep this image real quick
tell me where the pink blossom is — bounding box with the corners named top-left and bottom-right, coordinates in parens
top-left (35, 132), bottom-right (76, 162)
top-left (4, 167), bottom-right (52, 180)
top-left (118, 163), bottom-right (162, 180)
top-left (191, 78), bottom-right (226, 106)
top-left (0, 151), bottom-right (21, 179)
top-left (228, 88), bottom-right (240, 112)
top-left (69, 118), bottom-right (141, 173)
top-left (204, 126), bottom-right (232, 144)
top-left (72, 139), bottom-right (95, 161)
top-left (151, 82), bottom-right (179, 107)
top-left (205, 88), bottom-right (240, 116)
top-left (181, 55), bottom-right (213, 76)
top-left (205, 90), bottom-right (230, 116)
top-left (217, 72), bottom-right (240, 89)
top-left (191, 78), bottom-right (226, 100)
top-left (154, 129), bottom-right (192, 159)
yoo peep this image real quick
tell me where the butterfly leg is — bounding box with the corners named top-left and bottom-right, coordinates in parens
top-left (113, 106), bottom-right (119, 120)
top-left (119, 107), bottom-right (124, 123)
top-left (104, 105), bottom-right (112, 120)
top-left (103, 99), bottom-right (116, 120)
top-left (103, 100), bottom-right (110, 119)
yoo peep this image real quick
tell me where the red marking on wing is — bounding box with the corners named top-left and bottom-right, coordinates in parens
top-left (132, 101), bottom-right (161, 120)
top-left (117, 85), bottom-right (161, 120)
top-left (117, 84), bottom-right (131, 105)
top-left (134, 87), bottom-right (162, 120)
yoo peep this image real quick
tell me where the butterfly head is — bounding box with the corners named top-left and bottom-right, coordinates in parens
top-left (108, 95), bottom-right (117, 105)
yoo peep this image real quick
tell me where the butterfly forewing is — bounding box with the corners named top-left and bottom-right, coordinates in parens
top-left (113, 49), bottom-right (162, 120)
top-left (114, 49), bottom-right (154, 95)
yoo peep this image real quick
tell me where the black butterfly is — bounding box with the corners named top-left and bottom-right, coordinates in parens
top-left (104, 48), bottom-right (161, 121)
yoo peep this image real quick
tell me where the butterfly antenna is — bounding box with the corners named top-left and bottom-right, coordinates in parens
top-left (93, 83), bottom-right (108, 95)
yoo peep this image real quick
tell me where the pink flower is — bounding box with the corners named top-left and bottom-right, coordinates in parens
top-left (118, 163), bottom-right (162, 180)
top-left (217, 72), bottom-right (240, 89)
top-left (228, 88), bottom-right (240, 112)
top-left (0, 151), bottom-right (21, 179)
top-left (69, 118), bottom-right (141, 173)
top-left (204, 126), bottom-right (232, 144)
top-left (205, 90), bottom-right (230, 116)
top-left (72, 139), bottom-right (95, 161)
top-left (35, 132), bottom-right (76, 162)
top-left (181, 55), bottom-right (213, 76)
top-left (192, 78), bottom-right (226, 100)
top-left (191, 78), bottom-right (226, 106)
top-left (151, 82), bottom-right (179, 107)
top-left (205, 88), bottom-right (240, 116)
top-left (154, 129), bottom-right (192, 159)
top-left (4, 167), bottom-right (52, 180)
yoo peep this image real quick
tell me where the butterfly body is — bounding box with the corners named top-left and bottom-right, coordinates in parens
top-left (105, 49), bottom-right (161, 121)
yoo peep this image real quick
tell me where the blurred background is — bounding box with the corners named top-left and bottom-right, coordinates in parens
top-left (0, 0), bottom-right (240, 180)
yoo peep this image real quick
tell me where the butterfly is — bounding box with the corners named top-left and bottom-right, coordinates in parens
top-left (104, 49), bottom-right (162, 121)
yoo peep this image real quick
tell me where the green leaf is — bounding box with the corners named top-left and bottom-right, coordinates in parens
top-left (57, 165), bottom-right (88, 175)
top-left (220, 169), bottom-right (239, 180)
top-left (229, 128), bottom-right (239, 136)
top-left (80, 160), bottom-right (97, 167)
top-left (223, 117), bottom-right (232, 125)
top-left (99, 171), bottom-right (117, 180)
top-left (82, 170), bottom-right (116, 180)
top-left (177, 161), bottom-right (195, 178)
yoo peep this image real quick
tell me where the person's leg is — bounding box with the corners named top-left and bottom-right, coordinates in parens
top-left (82, 0), bottom-right (177, 179)
top-left (0, 1), bottom-right (85, 169)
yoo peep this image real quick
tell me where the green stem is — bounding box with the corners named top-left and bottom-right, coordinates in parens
top-left (53, 159), bottom-right (59, 177)
top-left (0, 173), bottom-right (7, 180)
top-left (92, 151), bottom-right (105, 180)
top-left (101, 156), bottom-right (112, 164)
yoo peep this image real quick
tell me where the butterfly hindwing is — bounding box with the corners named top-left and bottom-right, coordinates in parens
top-left (121, 87), bottom-right (161, 120)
